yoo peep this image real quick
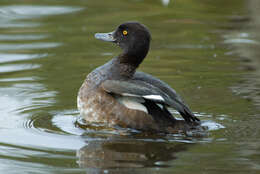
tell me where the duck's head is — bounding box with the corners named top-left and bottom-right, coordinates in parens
top-left (95, 22), bottom-right (151, 67)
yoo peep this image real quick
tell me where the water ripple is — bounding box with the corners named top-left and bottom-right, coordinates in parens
top-left (0, 64), bottom-right (40, 73)
top-left (51, 110), bottom-right (84, 136)
top-left (201, 121), bottom-right (225, 131)
top-left (0, 5), bottom-right (83, 19)
top-left (0, 77), bottom-right (39, 82)
top-left (0, 53), bottom-right (47, 63)
top-left (223, 32), bottom-right (260, 44)
top-left (0, 43), bottom-right (61, 51)
top-left (0, 34), bottom-right (49, 41)
top-left (0, 20), bottom-right (41, 28)
top-left (224, 38), bottom-right (259, 44)
top-left (0, 5), bottom-right (83, 29)
top-left (163, 44), bottom-right (215, 49)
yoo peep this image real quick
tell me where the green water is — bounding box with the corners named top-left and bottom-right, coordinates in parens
top-left (0, 0), bottom-right (259, 173)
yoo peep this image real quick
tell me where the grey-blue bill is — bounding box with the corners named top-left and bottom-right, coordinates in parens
top-left (94, 32), bottom-right (115, 42)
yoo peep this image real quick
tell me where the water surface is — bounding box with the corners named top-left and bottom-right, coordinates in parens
top-left (0, 0), bottom-right (259, 173)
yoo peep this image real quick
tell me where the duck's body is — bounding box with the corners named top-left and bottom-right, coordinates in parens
top-left (78, 22), bottom-right (200, 133)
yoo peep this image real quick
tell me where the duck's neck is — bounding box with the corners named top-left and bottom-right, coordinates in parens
top-left (112, 57), bottom-right (137, 79)
top-left (113, 42), bottom-right (150, 79)
top-left (118, 43), bottom-right (149, 67)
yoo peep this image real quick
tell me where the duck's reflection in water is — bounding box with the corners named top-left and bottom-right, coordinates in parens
top-left (77, 137), bottom-right (190, 173)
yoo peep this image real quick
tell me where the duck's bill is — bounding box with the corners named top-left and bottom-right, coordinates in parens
top-left (94, 32), bottom-right (116, 42)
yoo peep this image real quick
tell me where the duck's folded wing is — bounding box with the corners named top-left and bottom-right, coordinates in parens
top-left (134, 71), bottom-right (200, 123)
top-left (102, 80), bottom-right (167, 103)
top-left (101, 79), bottom-right (199, 123)
top-left (134, 71), bottom-right (182, 102)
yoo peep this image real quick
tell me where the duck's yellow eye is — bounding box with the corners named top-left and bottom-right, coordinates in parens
top-left (122, 30), bottom-right (128, 36)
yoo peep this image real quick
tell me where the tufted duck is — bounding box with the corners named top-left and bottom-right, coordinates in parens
top-left (77, 22), bottom-right (200, 133)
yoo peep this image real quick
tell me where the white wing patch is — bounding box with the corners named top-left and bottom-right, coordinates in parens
top-left (156, 103), bottom-right (164, 109)
top-left (143, 95), bottom-right (164, 101)
top-left (116, 96), bottom-right (148, 113)
top-left (121, 93), bottom-right (140, 97)
top-left (120, 93), bottom-right (164, 102)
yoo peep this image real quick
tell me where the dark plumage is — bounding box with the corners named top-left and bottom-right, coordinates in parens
top-left (77, 22), bottom-right (200, 133)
